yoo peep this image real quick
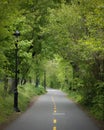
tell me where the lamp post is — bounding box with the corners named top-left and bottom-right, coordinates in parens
top-left (44, 70), bottom-right (46, 91)
top-left (13, 30), bottom-right (20, 112)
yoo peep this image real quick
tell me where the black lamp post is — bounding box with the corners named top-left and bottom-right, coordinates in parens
top-left (44, 70), bottom-right (46, 91)
top-left (13, 30), bottom-right (20, 112)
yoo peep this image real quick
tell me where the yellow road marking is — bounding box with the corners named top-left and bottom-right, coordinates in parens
top-left (53, 119), bottom-right (57, 124)
top-left (52, 97), bottom-right (57, 130)
top-left (51, 96), bottom-right (57, 113)
top-left (53, 126), bottom-right (56, 130)
top-left (54, 110), bottom-right (56, 113)
top-left (54, 107), bottom-right (56, 110)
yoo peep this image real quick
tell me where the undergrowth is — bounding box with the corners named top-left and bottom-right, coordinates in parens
top-left (62, 87), bottom-right (104, 121)
top-left (0, 83), bottom-right (45, 123)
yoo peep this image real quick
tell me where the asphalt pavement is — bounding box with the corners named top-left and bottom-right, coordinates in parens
top-left (5, 88), bottom-right (99, 130)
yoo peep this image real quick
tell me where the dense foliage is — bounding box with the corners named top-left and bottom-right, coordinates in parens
top-left (0, 0), bottom-right (104, 120)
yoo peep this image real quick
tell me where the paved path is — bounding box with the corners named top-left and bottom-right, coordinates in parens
top-left (5, 89), bottom-right (99, 130)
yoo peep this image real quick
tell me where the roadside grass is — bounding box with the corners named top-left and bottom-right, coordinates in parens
top-left (0, 88), bottom-right (14, 123)
top-left (0, 83), bottom-right (45, 123)
top-left (67, 91), bottom-right (82, 103)
top-left (62, 88), bottom-right (104, 121)
top-left (62, 87), bottom-right (82, 103)
top-left (64, 89), bottom-right (104, 129)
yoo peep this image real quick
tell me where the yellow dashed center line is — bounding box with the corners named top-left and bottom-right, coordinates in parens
top-left (51, 96), bottom-right (57, 130)
top-left (54, 109), bottom-right (56, 112)
top-left (51, 96), bottom-right (57, 113)
top-left (54, 110), bottom-right (56, 113)
top-left (53, 126), bottom-right (56, 130)
top-left (53, 119), bottom-right (57, 124)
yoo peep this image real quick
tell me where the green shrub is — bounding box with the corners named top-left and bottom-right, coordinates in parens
top-left (91, 94), bottom-right (104, 120)
top-left (90, 82), bottom-right (104, 120)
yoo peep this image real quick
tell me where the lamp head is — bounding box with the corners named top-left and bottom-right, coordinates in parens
top-left (13, 30), bottom-right (20, 37)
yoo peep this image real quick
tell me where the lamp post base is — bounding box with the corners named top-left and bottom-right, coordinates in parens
top-left (14, 91), bottom-right (20, 112)
top-left (14, 107), bottom-right (20, 112)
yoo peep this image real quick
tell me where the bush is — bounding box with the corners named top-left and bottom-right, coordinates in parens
top-left (91, 82), bottom-right (104, 120)
top-left (91, 94), bottom-right (104, 120)
top-left (70, 78), bottom-right (84, 91)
